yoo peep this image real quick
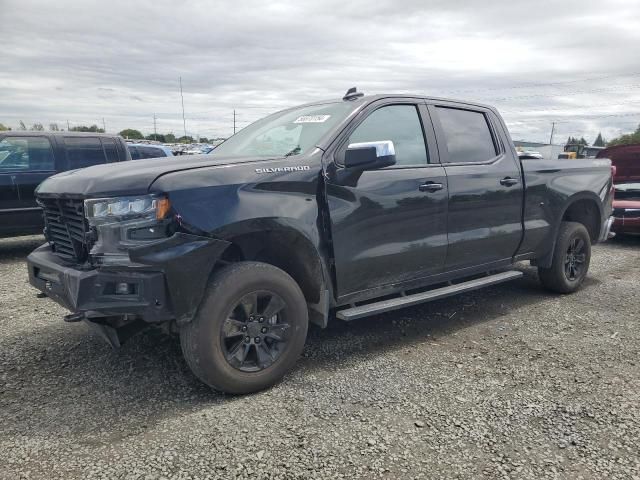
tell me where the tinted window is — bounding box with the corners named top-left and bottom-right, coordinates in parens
top-left (0, 136), bottom-right (55, 171)
top-left (101, 138), bottom-right (119, 162)
top-left (436, 107), bottom-right (497, 163)
top-left (138, 146), bottom-right (166, 159)
top-left (64, 137), bottom-right (106, 169)
top-left (348, 105), bottom-right (428, 166)
top-left (128, 145), bottom-right (140, 160)
top-left (151, 148), bottom-right (166, 158)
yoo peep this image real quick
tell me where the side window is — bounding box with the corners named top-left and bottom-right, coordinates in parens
top-left (347, 105), bottom-right (428, 167)
top-left (64, 137), bottom-right (106, 169)
top-left (152, 147), bottom-right (167, 157)
top-left (128, 146), bottom-right (140, 160)
top-left (0, 136), bottom-right (55, 171)
top-left (140, 146), bottom-right (165, 159)
top-left (101, 138), bottom-right (119, 162)
top-left (435, 107), bottom-right (498, 164)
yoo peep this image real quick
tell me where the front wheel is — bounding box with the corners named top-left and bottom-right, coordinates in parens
top-left (538, 221), bottom-right (591, 294)
top-left (180, 261), bottom-right (308, 394)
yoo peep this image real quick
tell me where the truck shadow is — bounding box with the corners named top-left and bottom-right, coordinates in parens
top-left (0, 235), bottom-right (44, 261)
top-left (607, 233), bottom-right (640, 249)
top-left (1, 264), bottom-right (599, 441)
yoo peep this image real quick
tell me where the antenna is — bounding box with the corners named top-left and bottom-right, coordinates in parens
top-left (179, 77), bottom-right (187, 139)
top-left (343, 87), bottom-right (364, 101)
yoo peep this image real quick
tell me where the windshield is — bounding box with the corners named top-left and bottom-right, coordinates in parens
top-left (212, 102), bottom-right (355, 158)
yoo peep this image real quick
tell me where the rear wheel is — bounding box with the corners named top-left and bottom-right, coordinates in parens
top-left (538, 221), bottom-right (591, 293)
top-left (180, 261), bottom-right (308, 394)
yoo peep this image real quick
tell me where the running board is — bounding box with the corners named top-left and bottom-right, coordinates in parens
top-left (336, 270), bottom-right (523, 321)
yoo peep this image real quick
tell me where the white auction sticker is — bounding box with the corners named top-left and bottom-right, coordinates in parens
top-left (293, 115), bottom-right (331, 124)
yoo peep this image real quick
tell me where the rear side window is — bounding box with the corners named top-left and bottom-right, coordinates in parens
top-left (347, 105), bottom-right (429, 166)
top-left (64, 137), bottom-right (107, 169)
top-left (128, 145), bottom-right (140, 160)
top-left (0, 136), bottom-right (55, 171)
top-left (435, 107), bottom-right (497, 164)
top-left (138, 146), bottom-right (166, 159)
top-left (101, 138), bottom-right (119, 162)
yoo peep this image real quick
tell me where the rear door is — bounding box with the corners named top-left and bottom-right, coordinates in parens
top-left (428, 103), bottom-right (523, 270)
top-left (325, 100), bottom-right (448, 299)
top-left (0, 135), bottom-right (56, 235)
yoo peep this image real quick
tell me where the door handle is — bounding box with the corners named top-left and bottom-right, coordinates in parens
top-left (500, 177), bottom-right (519, 187)
top-left (419, 182), bottom-right (444, 192)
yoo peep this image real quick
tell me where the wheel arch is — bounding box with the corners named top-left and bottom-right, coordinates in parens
top-left (213, 219), bottom-right (333, 328)
top-left (537, 192), bottom-right (603, 268)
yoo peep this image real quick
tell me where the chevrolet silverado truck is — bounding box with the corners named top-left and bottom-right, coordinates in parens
top-left (27, 89), bottom-right (614, 394)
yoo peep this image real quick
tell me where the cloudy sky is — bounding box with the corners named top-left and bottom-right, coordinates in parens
top-left (1, 0), bottom-right (639, 143)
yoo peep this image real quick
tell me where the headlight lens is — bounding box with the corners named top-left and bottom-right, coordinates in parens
top-left (85, 195), bottom-right (170, 224)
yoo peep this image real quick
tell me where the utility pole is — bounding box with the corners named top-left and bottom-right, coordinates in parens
top-left (153, 114), bottom-right (157, 140)
top-left (549, 122), bottom-right (556, 145)
top-left (102, 117), bottom-right (106, 133)
top-left (179, 77), bottom-right (187, 139)
top-left (233, 109), bottom-right (236, 135)
top-left (67, 120), bottom-right (70, 131)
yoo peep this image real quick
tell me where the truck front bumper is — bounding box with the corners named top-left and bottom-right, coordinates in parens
top-left (27, 233), bottom-right (230, 324)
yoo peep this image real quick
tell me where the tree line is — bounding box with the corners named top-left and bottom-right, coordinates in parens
top-left (117, 129), bottom-right (223, 144)
top-left (0, 122), bottom-right (222, 144)
top-left (564, 125), bottom-right (640, 148)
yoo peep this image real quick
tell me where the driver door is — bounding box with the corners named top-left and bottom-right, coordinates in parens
top-left (324, 101), bottom-right (448, 300)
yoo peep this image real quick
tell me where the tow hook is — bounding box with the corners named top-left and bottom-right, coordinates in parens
top-left (64, 312), bottom-right (85, 323)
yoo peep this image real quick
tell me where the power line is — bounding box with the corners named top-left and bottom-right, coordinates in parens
top-left (483, 84), bottom-right (640, 102)
top-left (506, 111), bottom-right (640, 122)
top-left (439, 72), bottom-right (640, 95)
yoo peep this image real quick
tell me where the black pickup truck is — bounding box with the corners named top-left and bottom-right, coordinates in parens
top-left (0, 132), bottom-right (131, 238)
top-left (27, 89), bottom-right (614, 393)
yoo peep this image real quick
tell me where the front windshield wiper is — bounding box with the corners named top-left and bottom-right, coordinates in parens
top-left (284, 146), bottom-right (301, 157)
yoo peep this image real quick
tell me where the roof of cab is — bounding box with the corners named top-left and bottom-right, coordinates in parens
top-left (276, 93), bottom-right (500, 116)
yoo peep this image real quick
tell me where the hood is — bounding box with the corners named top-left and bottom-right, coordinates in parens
top-left (35, 154), bottom-right (275, 198)
top-left (597, 144), bottom-right (640, 182)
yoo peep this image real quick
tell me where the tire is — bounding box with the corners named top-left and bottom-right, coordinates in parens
top-left (538, 221), bottom-right (591, 294)
top-left (180, 261), bottom-right (308, 394)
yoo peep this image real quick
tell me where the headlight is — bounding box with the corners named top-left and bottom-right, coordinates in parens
top-left (84, 195), bottom-right (170, 225)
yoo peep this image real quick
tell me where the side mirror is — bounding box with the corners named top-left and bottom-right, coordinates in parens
top-left (344, 140), bottom-right (396, 170)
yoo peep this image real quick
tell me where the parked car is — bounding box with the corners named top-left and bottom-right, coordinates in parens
top-left (27, 89), bottom-right (613, 394)
top-left (597, 144), bottom-right (640, 235)
top-left (0, 132), bottom-right (130, 238)
top-left (611, 183), bottom-right (640, 235)
top-left (127, 143), bottom-right (174, 160)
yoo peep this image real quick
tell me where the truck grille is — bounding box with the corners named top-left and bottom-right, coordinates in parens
top-left (39, 197), bottom-right (89, 262)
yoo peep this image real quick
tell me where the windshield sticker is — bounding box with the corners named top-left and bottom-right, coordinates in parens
top-left (293, 115), bottom-right (331, 124)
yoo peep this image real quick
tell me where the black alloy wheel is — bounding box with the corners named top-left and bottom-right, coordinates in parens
top-left (564, 237), bottom-right (587, 281)
top-left (538, 221), bottom-right (591, 294)
top-left (221, 291), bottom-right (290, 372)
top-left (180, 261), bottom-right (308, 394)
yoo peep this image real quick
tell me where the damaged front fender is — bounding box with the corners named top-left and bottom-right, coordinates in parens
top-left (128, 232), bottom-right (230, 324)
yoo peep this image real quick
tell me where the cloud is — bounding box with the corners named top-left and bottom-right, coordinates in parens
top-left (1, 0), bottom-right (639, 143)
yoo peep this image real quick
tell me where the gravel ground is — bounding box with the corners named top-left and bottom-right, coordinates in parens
top-left (0, 235), bottom-right (639, 480)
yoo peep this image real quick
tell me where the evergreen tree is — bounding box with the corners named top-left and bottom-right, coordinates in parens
top-left (593, 133), bottom-right (606, 147)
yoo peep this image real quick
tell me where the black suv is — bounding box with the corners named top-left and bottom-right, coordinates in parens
top-left (0, 132), bottom-right (130, 237)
